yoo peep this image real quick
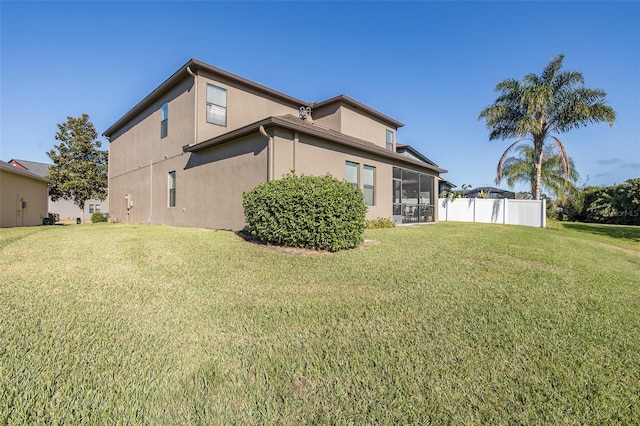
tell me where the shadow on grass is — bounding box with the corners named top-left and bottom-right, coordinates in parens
top-left (561, 222), bottom-right (640, 242)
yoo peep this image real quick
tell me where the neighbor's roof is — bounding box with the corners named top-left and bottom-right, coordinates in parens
top-left (468, 186), bottom-right (515, 194)
top-left (8, 159), bottom-right (51, 178)
top-left (1, 160), bottom-right (52, 183)
top-left (183, 114), bottom-right (447, 174)
top-left (395, 144), bottom-right (439, 167)
top-left (103, 58), bottom-right (404, 138)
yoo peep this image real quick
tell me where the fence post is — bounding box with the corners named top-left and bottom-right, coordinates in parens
top-left (541, 199), bottom-right (546, 228)
top-left (503, 198), bottom-right (507, 224)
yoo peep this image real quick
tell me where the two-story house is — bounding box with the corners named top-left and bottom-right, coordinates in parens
top-left (104, 59), bottom-right (447, 230)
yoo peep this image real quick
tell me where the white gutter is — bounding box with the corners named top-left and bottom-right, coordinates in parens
top-left (259, 125), bottom-right (273, 181)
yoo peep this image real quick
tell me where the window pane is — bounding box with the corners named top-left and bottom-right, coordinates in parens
top-left (363, 165), bottom-right (375, 205)
top-left (386, 130), bottom-right (393, 143)
top-left (169, 171), bottom-right (176, 207)
top-left (402, 170), bottom-right (418, 205)
top-left (207, 104), bottom-right (226, 126)
top-left (393, 179), bottom-right (401, 204)
top-left (386, 130), bottom-right (394, 150)
top-left (161, 103), bottom-right (168, 120)
top-left (207, 85), bottom-right (227, 107)
top-left (419, 174), bottom-right (434, 205)
top-left (393, 167), bottom-right (401, 179)
top-left (345, 161), bottom-right (358, 187)
top-left (161, 119), bottom-right (168, 138)
top-left (95, 205), bottom-right (101, 212)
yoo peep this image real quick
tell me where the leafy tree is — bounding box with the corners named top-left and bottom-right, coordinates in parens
top-left (497, 143), bottom-right (580, 202)
top-left (479, 54), bottom-right (615, 200)
top-left (46, 114), bottom-right (108, 219)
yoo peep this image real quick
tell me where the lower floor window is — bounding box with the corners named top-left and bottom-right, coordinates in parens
top-left (345, 161), bottom-right (359, 188)
top-left (89, 204), bottom-right (101, 213)
top-left (168, 171), bottom-right (176, 207)
top-left (363, 165), bottom-right (375, 206)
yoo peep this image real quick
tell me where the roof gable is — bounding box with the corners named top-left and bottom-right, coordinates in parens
top-left (1, 160), bottom-right (52, 183)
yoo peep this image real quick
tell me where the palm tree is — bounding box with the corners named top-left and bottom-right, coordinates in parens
top-left (497, 143), bottom-right (580, 202)
top-left (479, 54), bottom-right (615, 200)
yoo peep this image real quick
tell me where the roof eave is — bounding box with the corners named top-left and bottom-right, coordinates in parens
top-left (104, 59), bottom-right (310, 139)
top-left (184, 117), bottom-right (446, 175)
top-left (313, 94), bottom-right (404, 128)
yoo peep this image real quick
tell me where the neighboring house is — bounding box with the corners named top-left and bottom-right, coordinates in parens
top-left (438, 180), bottom-right (456, 195)
top-left (395, 144), bottom-right (455, 195)
top-left (467, 186), bottom-right (515, 199)
top-left (104, 59), bottom-right (447, 229)
top-left (8, 159), bottom-right (108, 220)
top-left (1, 160), bottom-right (50, 227)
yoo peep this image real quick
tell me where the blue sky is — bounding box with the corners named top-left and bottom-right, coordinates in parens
top-left (1, 1), bottom-right (638, 193)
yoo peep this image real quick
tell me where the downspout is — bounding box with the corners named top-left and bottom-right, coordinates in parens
top-left (149, 159), bottom-right (153, 223)
top-left (293, 131), bottom-right (298, 172)
top-left (186, 66), bottom-right (198, 144)
top-left (259, 125), bottom-right (273, 181)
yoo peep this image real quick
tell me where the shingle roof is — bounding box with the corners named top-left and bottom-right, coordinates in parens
top-left (1, 160), bottom-right (52, 183)
top-left (183, 114), bottom-right (447, 174)
top-left (8, 159), bottom-right (51, 178)
top-left (104, 59), bottom-right (405, 138)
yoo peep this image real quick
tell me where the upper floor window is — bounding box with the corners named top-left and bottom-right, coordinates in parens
top-left (207, 84), bottom-right (227, 126)
top-left (345, 161), bottom-right (359, 188)
top-left (386, 130), bottom-right (394, 151)
top-left (161, 103), bottom-right (168, 138)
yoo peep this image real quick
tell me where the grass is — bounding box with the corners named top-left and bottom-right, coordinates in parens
top-left (1, 221), bottom-right (638, 424)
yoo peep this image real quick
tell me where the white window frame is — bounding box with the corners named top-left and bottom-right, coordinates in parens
top-left (386, 130), bottom-right (394, 151)
top-left (206, 84), bottom-right (227, 126)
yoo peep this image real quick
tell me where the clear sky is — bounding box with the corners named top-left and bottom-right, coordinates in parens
top-left (1, 1), bottom-right (638, 193)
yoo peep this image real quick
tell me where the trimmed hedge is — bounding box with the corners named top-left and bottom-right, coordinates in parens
top-left (243, 173), bottom-right (367, 251)
top-left (365, 217), bottom-right (396, 229)
top-left (91, 212), bottom-right (107, 223)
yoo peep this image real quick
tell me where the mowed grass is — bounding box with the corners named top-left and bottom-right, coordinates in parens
top-left (1, 221), bottom-right (638, 424)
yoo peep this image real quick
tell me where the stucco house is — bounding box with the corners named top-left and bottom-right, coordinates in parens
top-left (0, 160), bottom-right (50, 227)
top-left (8, 159), bottom-right (108, 220)
top-left (104, 59), bottom-right (447, 229)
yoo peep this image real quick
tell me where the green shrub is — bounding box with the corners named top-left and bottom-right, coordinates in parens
top-left (91, 212), bottom-right (107, 223)
top-left (243, 173), bottom-right (367, 251)
top-left (365, 217), bottom-right (396, 229)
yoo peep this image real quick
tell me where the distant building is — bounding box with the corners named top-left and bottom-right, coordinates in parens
top-left (8, 159), bottom-right (108, 220)
top-left (467, 186), bottom-right (515, 199)
top-left (1, 160), bottom-right (50, 227)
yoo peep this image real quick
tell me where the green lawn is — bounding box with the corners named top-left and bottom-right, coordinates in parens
top-left (1, 221), bottom-right (638, 424)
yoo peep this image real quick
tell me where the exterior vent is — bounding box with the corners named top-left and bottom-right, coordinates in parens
top-left (299, 106), bottom-right (313, 122)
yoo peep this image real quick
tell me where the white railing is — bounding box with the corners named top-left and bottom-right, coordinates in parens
top-left (437, 198), bottom-right (546, 228)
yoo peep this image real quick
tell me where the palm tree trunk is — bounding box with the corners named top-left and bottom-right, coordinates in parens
top-left (533, 139), bottom-right (544, 200)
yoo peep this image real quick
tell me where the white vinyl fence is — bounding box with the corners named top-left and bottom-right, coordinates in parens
top-left (438, 198), bottom-right (546, 228)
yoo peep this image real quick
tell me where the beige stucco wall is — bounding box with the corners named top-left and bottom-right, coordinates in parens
top-left (109, 135), bottom-right (267, 230)
top-left (108, 71), bottom-right (302, 229)
top-left (195, 70), bottom-right (300, 143)
top-left (270, 130), bottom-right (395, 220)
top-left (1, 170), bottom-right (49, 227)
top-left (313, 104), bottom-right (396, 150)
top-left (109, 77), bottom-right (196, 181)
